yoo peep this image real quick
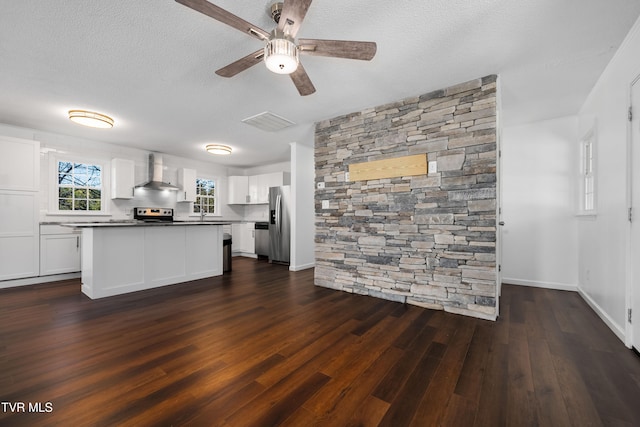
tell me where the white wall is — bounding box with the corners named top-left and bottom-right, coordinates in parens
top-left (289, 141), bottom-right (315, 271)
top-left (502, 116), bottom-right (579, 290)
top-left (576, 16), bottom-right (640, 344)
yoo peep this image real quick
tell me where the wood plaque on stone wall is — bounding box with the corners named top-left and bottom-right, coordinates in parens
top-left (348, 154), bottom-right (428, 181)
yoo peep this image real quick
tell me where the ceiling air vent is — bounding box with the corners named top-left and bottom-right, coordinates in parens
top-left (241, 111), bottom-right (295, 132)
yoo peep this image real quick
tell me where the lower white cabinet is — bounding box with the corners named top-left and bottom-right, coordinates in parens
top-left (40, 225), bottom-right (81, 275)
top-left (231, 222), bottom-right (255, 255)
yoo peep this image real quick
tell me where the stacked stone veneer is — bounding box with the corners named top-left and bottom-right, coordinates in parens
top-left (314, 75), bottom-right (498, 320)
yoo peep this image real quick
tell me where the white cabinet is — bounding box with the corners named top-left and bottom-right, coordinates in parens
top-left (231, 223), bottom-right (244, 252)
top-left (248, 175), bottom-right (259, 205)
top-left (111, 158), bottom-right (135, 199)
top-left (0, 136), bottom-right (40, 281)
top-left (228, 176), bottom-right (249, 204)
top-left (0, 190), bottom-right (40, 280)
top-left (231, 222), bottom-right (255, 255)
top-left (244, 222), bottom-right (255, 254)
top-left (40, 225), bottom-right (81, 275)
top-left (177, 168), bottom-right (196, 202)
top-left (228, 172), bottom-right (290, 205)
top-left (255, 172), bottom-right (291, 204)
top-left (0, 135), bottom-right (39, 191)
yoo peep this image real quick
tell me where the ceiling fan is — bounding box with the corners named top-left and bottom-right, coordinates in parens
top-left (175, 0), bottom-right (377, 96)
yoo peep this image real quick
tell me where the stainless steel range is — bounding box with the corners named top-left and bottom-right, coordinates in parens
top-left (133, 207), bottom-right (174, 222)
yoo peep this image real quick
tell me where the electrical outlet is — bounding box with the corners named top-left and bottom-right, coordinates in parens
top-left (317, 182), bottom-right (325, 189)
top-left (428, 160), bottom-right (438, 174)
top-left (345, 171), bottom-right (350, 182)
top-left (322, 200), bottom-right (330, 209)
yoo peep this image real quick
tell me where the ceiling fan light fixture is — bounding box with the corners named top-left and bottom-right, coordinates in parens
top-left (68, 110), bottom-right (114, 128)
top-left (205, 144), bottom-right (232, 155)
top-left (264, 34), bottom-right (299, 75)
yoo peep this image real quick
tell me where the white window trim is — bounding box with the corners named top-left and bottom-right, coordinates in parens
top-left (47, 153), bottom-right (111, 216)
top-left (577, 128), bottom-right (597, 217)
top-left (190, 175), bottom-right (221, 217)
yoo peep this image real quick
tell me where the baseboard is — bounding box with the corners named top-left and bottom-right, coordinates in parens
top-left (502, 277), bottom-right (577, 292)
top-left (577, 286), bottom-right (626, 344)
top-left (0, 272), bottom-right (81, 289)
top-left (232, 252), bottom-right (258, 259)
top-left (289, 262), bottom-right (315, 272)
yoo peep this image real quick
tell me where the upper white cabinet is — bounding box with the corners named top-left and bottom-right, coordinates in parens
top-left (0, 136), bottom-right (40, 281)
top-left (177, 168), bottom-right (196, 202)
top-left (0, 135), bottom-right (39, 191)
top-left (228, 172), bottom-right (290, 205)
top-left (228, 175), bottom-right (249, 204)
top-left (256, 172), bottom-right (291, 204)
top-left (248, 175), bottom-right (259, 205)
top-left (111, 158), bottom-right (135, 199)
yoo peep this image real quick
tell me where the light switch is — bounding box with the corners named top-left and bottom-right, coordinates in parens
top-left (322, 200), bottom-right (330, 209)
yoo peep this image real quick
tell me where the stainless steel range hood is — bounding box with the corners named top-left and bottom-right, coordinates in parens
top-left (135, 153), bottom-right (179, 191)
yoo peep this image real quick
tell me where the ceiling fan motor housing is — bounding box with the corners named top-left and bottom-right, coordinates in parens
top-left (270, 2), bottom-right (283, 24)
top-left (264, 30), bottom-right (299, 74)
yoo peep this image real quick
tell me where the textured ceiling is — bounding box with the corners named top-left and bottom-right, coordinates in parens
top-left (1, 0), bottom-right (639, 167)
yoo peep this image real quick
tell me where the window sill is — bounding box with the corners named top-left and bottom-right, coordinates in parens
top-left (46, 211), bottom-right (111, 216)
top-left (576, 212), bottom-right (597, 219)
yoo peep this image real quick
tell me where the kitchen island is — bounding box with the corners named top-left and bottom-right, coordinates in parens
top-left (64, 221), bottom-right (229, 299)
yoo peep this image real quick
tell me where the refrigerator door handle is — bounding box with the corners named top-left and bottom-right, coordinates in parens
top-left (276, 194), bottom-right (282, 234)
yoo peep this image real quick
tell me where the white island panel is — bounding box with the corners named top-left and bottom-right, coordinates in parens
top-left (186, 225), bottom-right (222, 278)
top-left (146, 226), bottom-right (186, 285)
top-left (82, 227), bottom-right (146, 298)
top-left (79, 224), bottom-right (224, 299)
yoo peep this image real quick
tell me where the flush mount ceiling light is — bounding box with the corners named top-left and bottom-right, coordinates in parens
top-left (68, 110), bottom-right (114, 128)
top-left (205, 144), bottom-right (232, 155)
top-left (264, 30), bottom-right (299, 75)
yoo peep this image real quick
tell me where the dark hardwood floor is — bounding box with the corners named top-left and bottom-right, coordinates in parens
top-left (1, 257), bottom-right (639, 426)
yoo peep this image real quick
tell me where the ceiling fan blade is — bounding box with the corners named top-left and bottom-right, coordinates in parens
top-left (289, 63), bottom-right (316, 96)
top-left (215, 49), bottom-right (265, 78)
top-left (277, 0), bottom-right (313, 38)
top-left (175, 0), bottom-right (270, 41)
top-left (299, 39), bottom-right (377, 61)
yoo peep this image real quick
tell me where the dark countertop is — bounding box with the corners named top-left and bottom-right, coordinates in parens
top-left (61, 221), bottom-right (232, 228)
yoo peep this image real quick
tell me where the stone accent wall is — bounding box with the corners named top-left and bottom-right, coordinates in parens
top-left (314, 75), bottom-right (498, 320)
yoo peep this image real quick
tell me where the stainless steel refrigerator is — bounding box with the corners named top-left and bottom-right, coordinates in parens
top-left (268, 186), bottom-right (291, 264)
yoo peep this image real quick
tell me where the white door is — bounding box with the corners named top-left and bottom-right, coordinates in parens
top-left (631, 76), bottom-right (640, 351)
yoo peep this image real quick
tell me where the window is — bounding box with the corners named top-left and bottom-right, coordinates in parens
top-left (194, 178), bottom-right (217, 215)
top-left (579, 130), bottom-right (596, 214)
top-left (49, 154), bottom-right (109, 215)
top-left (57, 161), bottom-right (103, 211)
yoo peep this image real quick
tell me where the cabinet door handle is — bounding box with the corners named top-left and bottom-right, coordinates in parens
top-left (131, 187), bottom-right (135, 197)
top-left (184, 191), bottom-right (187, 200)
top-left (76, 236), bottom-right (79, 249)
